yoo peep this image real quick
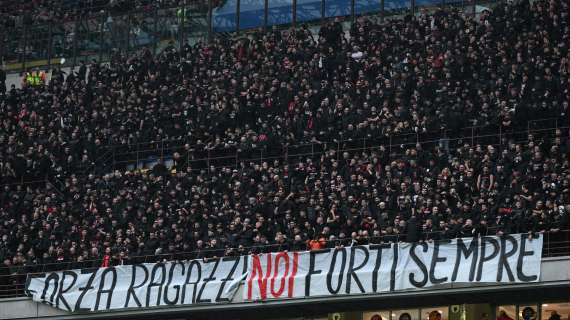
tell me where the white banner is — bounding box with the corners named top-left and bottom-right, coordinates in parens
top-left (26, 256), bottom-right (248, 312)
top-left (245, 234), bottom-right (543, 301)
top-left (26, 234), bottom-right (543, 311)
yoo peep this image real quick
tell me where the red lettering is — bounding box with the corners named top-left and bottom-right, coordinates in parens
top-left (288, 252), bottom-right (299, 297)
top-left (270, 252), bottom-right (290, 297)
top-left (247, 254), bottom-right (272, 300)
top-left (247, 253), bottom-right (299, 300)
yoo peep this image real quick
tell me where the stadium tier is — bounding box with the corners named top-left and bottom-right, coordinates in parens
top-left (0, 0), bottom-right (569, 319)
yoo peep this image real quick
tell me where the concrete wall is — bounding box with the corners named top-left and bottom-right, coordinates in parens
top-left (0, 297), bottom-right (67, 319)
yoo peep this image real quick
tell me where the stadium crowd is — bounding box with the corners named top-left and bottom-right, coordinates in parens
top-left (0, 0), bottom-right (570, 284)
top-left (0, 0), bottom-right (219, 31)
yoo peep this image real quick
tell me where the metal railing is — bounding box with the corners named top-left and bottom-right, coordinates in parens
top-left (80, 118), bottom-right (564, 178)
top-left (0, 229), bottom-right (568, 299)
top-left (0, 0), bottom-right (499, 73)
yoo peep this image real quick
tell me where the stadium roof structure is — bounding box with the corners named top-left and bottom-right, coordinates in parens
top-left (212, 0), bottom-right (410, 31)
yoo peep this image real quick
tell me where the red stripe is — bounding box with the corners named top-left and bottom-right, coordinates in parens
top-left (288, 252), bottom-right (299, 297)
top-left (270, 252), bottom-right (290, 298)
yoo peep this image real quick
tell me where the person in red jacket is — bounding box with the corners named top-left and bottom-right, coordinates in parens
top-left (101, 247), bottom-right (112, 268)
top-left (307, 234), bottom-right (327, 251)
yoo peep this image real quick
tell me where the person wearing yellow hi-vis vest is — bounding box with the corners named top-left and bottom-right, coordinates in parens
top-left (174, 7), bottom-right (189, 40)
top-left (176, 7), bottom-right (188, 21)
top-left (24, 71), bottom-right (34, 87)
top-left (23, 69), bottom-right (47, 87)
top-left (31, 70), bottom-right (41, 86)
top-left (177, 7), bottom-right (190, 30)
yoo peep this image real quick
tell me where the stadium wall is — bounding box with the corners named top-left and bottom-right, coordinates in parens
top-left (211, 0), bottom-right (467, 32)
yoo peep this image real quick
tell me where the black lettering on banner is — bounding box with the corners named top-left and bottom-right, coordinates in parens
top-left (181, 260), bottom-right (201, 304)
top-left (242, 255), bottom-right (248, 276)
top-left (451, 238), bottom-right (479, 282)
top-left (369, 244), bottom-right (391, 292)
top-left (56, 271), bottom-right (77, 311)
top-left (145, 263), bottom-right (167, 307)
top-left (326, 248), bottom-right (347, 294)
top-left (197, 259), bottom-right (220, 303)
top-left (517, 235), bottom-right (538, 282)
top-left (74, 268), bottom-right (98, 312)
top-left (164, 262), bottom-right (186, 305)
top-left (409, 242), bottom-right (428, 288)
top-left (94, 267), bottom-right (117, 311)
top-left (305, 249), bottom-right (329, 297)
top-left (430, 239), bottom-right (451, 284)
top-left (124, 264), bottom-right (149, 308)
top-left (24, 272), bottom-right (45, 296)
top-left (40, 273), bottom-right (59, 305)
top-left (497, 235), bottom-right (518, 282)
top-left (216, 256), bottom-right (240, 302)
top-left (477, 237), bottom-right (500, 281)
top-left (346, 246), bottom-right (369, 294)
top-left (390, 243), bottom-right (399, 291)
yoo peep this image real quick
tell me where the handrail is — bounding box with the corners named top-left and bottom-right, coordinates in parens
top-left (67, 118), bottom-right (567, 174)
top-left (106, 118), bottom-right (560, 156)
top-left (0, 122), bottom-right (563, 190)
top-left (104, 123), bottom-right (567, 174)
top-left (0, 178), bottom-right (49, 188)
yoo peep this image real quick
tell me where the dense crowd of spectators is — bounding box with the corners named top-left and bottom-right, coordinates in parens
top-left (0, 0), bottom-right (221, 31)
top-left (3, 134), bottom-right (570, 272)
top-left (0, 0), bottom-right (569, 287)
top-left (0, 0), bottom-right (206, 29)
